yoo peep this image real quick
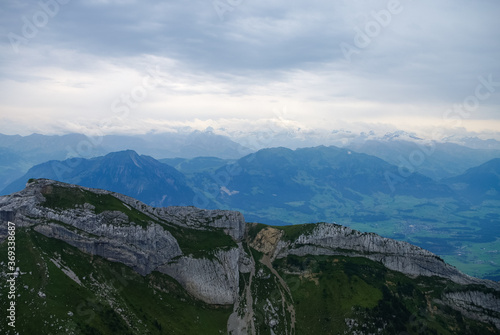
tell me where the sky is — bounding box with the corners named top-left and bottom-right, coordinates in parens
top-left (0, 0), bottom-right (499, 140)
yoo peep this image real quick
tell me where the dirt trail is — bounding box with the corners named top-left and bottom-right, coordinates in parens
top-left (227, 243), bottom-right (256, 335)
top-left (231, 225), bottom-right (296, 334)
top-left (261, 254), bottom-right (296, 334)
top-left (243, 244), bottom-right (256, 335)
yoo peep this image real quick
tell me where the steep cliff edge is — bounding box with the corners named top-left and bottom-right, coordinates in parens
top-left (0, 179), bottom-right (244, 305)
top-left (248, 224), bottom-right (500, 333)
top-left (273, 223), bottom-right (498, 289)
top-left (1, 179), bottom-right (500, 334)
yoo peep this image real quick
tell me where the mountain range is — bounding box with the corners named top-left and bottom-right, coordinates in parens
top-left (0, 131), bottom-right (252, 191)
top-left (1, 145), bottom-right (459, 210)
top-left (2, 131), bottom-right (500, 192)
top-left (1, 179), bottom-right (500, 334)
top-left (2, 150), bottom-right (195, 207)
top-left (204, 145), bottom-right (453, 209)
top-left (347, 139), bottom-right (500, 180)
top-left (3, 145), bottom-right (500, 280)
top-left (444, 158), bottom-right (500, 204)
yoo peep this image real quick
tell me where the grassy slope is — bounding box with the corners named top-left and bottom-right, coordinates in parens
top-left (247, 222), bottom-right (500, 334)
top-left (0, 228), bottom-right (232, 335)
top-left (273, 254), bottom-right (500, 335)
top-left (1, 224), bottom-right (499, 334)
top-left (238, 192), bottom-right (500, 279)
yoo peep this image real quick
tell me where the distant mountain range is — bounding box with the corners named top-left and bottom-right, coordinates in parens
top-left (5, 145), bottom-right (500, 215)
top-left (0, 131), bottom-right (252, 191)
top-left (3, 145), bottom-right (457, 206)
top-left (202, 146), bottom-right (454, 217)
top-left (347, 139), bottom-right (500, 180)
top-left (444, 158), bottom-right (500, 204)
top-left (2, 150), bottom-right (195, 207)
top-left (0, 131), bottom-right (251, 160)
top-left (2, 131), bottom-right (499, 192)
top-left (2, 134), bottom-right (500, 279)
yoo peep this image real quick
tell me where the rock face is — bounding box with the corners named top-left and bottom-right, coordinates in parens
top-left (1, 178), bottom-right (500, 331)
top-left (250, 227), bottom-right (284, 255)
top-left (0, 179), bottom-right (243, 305)
top-left (151, 206), bottom-right (246, 241)
top-left (159, 248), bottom-right (240, 304)
top-left (33, 221), bottom-right (182, 276)
top-left (274, 223), bottom-right (498, 289)
top-left (443, 291), bottom-right (500, 329)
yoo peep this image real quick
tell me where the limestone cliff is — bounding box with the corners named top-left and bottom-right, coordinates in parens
top-left (1, 179), bottom-right (500, 334)
top-left (0, 179), bottom-right (243, 305)
top-left (274, 223), bottom-right (498, 289)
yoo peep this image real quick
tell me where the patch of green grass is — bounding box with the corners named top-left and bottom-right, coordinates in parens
top-left (273, 254), bottom-right (500, 335)
top-left (41, 185), bottom-right (152, 227)
top-left (164, 223), bottom-right (237, 258)
top-left (246, 222), bottom-right (267, 241)
top-left (0, 228), bottom-right (231, 334)
top-left (276, 256), bottom-right (384, 334)
top-left (274, 222), bottom-right (318, 242)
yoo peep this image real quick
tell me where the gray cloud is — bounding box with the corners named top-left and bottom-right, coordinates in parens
top-left (0, 0), bottom-right (499, 135)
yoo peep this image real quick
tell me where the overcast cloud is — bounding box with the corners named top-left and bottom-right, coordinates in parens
top-left (0, 0), bottom-right (499, 138)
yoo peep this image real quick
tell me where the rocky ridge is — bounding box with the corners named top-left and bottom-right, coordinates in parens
top-left (274, 224), bottom-right (497, 288)
top-left (0, 179), bottom-right (244, 305)
top-left (1, 179), bottom-right (500, 332)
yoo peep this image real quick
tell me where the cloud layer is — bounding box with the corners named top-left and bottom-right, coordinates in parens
top-left (1, 0), bottom-right (499, 137)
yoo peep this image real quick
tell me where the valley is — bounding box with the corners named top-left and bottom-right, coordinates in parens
top-left (1, 136), bottom-right (500, 281)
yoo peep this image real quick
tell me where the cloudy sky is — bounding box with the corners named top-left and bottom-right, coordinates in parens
top-left (0, 0), bottom-right (499, 139)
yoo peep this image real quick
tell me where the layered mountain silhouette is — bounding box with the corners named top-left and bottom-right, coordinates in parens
top-left (347, 139), bottom-right (500, 180)
top-left (2, 150), bottom-right (195, 207)
top-left (0, 131), bottom-right (251, 191)
top-left (444, 158), bottom-right (500, 204)
top-left (215, 145), bottom-right (453, 200)
top-left (2, 146), bottom-right (457, 211)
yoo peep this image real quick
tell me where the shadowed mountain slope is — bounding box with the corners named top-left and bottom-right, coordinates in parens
top-left (2, 150), bottom-right (195, 207)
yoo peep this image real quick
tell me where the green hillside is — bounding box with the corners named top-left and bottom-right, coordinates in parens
top-left (1, 180), bottom-right (499, 334)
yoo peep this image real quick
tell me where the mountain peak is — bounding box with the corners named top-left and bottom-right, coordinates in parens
top-left (382, 130), bottom-right (422, 141)
top-left (103, 149), bottom-right (140, 159)
top-left (2, 151), bottom-right (196, 207)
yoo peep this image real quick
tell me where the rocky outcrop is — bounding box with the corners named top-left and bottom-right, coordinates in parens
top-left (150, 206), bottom-right (246, 241)
top-left (0, 179), bottom-right (246, 305)
top-left (273, 223), bottom-right (499, 289)
top-left (2, 178), bottom-right (500, 330)
top-left (33, 221), bottom-right (182, 276)
top-left (104, 193), bottom-right (246, 241)
top-left (159, 248), bottom-right (240, 305)
top-left (443, 290), bottom-right (500, 328)
top-left (250, 226), bottom-right (284, 256)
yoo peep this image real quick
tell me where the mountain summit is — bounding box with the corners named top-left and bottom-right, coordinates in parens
top-left (1, 179), bottom-right (499, 334)
top-left (2, 150), bottom-right (196, 207)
